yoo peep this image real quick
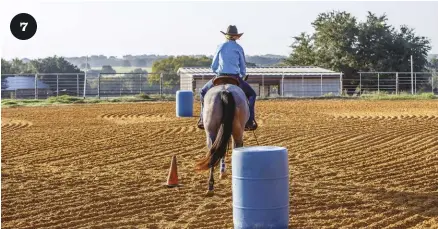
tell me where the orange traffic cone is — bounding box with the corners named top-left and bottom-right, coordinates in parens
top-left (165, 155), bottom-right (180, 187)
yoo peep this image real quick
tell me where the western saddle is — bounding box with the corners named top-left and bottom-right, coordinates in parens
top-left (209, 75), bottom-right (257, 131)
top-left (212, 75), bottom-right (240, 86)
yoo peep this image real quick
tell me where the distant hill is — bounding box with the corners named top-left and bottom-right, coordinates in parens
top-left (246, 54), bottom-right (286, 67)
top-left (60, 54), bottom-right (287, 70)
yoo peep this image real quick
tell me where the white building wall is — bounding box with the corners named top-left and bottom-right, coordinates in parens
top-left (179, 74), bottom-right (193, 91)
top-left (321, 78), bottom-right (341, 96)
top-left (281, 77), bottom-right (340, 97)
top-left (195, 79), bottom-right (210, 94)
top-left (190, 75), bottom-right (340, 97)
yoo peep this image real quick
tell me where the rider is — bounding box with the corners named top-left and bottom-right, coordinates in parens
top-left (197, 25), bottom-right (257, 131)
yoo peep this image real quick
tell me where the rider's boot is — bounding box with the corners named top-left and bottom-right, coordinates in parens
top-left (245, 119), bottom-right (257, 131)
top-left (244, 95), bottom-right (257, 131)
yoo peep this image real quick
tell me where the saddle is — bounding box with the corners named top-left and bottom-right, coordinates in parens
top-left (213, 75), bottom-right (240, 86)
top-left (197, 74), bottom-right (257, 131)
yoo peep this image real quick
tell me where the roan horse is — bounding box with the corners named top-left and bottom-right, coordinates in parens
top-left (195, 78), bottom-right (250, 196)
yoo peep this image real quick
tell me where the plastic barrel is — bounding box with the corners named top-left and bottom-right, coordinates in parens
top-left (175, 90), bottom-right (193, 117)
top-left (232, 146), bottom-right (289, 229)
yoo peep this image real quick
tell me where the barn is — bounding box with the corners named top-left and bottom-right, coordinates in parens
top-left (177, 66), bottom-right (343, 97)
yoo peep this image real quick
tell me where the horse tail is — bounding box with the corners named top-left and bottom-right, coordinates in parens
top-left (196, 90), bottom-right (235, 171)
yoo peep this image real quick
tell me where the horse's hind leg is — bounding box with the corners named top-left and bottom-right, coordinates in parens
top-left (219, 137), bottom-right (242, 180)
top-left (219, 152), bottom-right (227, 179)
top-left (206, 166), bottom-right (215, 196)
top-left (232, 107), bottom-right (245, 149)
top-left (220, 135), bottom-right (243, 181)
top-left (233, 137), bottom-right (244, 148)
top-left (206, 134), bottom-right (216, 196)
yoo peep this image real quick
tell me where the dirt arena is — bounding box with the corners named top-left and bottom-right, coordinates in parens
top-left (2, 100), bottom-right (438, 229)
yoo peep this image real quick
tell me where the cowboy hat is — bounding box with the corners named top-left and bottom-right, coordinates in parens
top-left (220, 25), bottom-right (243, 37)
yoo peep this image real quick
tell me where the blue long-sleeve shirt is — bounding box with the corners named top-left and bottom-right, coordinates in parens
top-left (211, 40), bottom-right (246, 77)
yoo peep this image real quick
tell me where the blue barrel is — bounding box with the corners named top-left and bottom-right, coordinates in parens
top-left (232, 146), bottom-right (289, 229)
top-left (176, 90), bottom-right (193, 117)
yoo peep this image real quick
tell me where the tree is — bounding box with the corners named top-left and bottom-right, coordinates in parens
top-left (282, 32), bottom-right (316, 66)
top-left (427, 57), bottom-right (438, 91)
top-left (30, 56), bottom-right (81, 73)
top-left (1, 58), bottom-right (12, 74)
top-left (2, 57), bottom-right (79, 74)
top-left (1, 59), bottom-right (12, 90)
top-left (80, 63), bottom-right (91, 69)
top-left (246, 55), bottom-right (284, 66)
top-left (133, 58), bottom-right (147, 67)
top-left (101, 65), bottom-right (116, 74)
top-left (150, 56), bottom-right (212, 85)
top-left (312, 11), bottom-right (360, 78)
top-left (122, 60), bottom-right (132, 67)
top-left (120, 68), bottom-right (148, 93)
top-left (427, 57), bottom-right (438, 71)
top-left (246, 62), bottom-right (257, 67)
top-left (283, 10), bottom-right (431, 94)
top-left (31, 56), bottom-right (83, 92)
top-left (1, 56), bottom-right (85, 93)
top-left (356, 12), bottom-right (394, 71)
top-left (130, 68), bottom-right (148, 74)
top-left (390, 25), bottom-right (431, 72)
top-left (9, 58), bottom-right (35, 73)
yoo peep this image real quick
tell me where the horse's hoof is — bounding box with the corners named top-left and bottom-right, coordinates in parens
top-left (219, 173), bottom-right (227, 179)
top-left (206, 190), bottom-right (214, 196)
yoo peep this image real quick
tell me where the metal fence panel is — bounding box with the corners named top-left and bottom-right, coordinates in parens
top-left (2, 71), bottom-right (437, 100)
top-left (97, 73), bottom-right (179, 99)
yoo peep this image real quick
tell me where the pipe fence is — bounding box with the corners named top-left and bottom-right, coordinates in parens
top-left (1, 72), bottom-right (179, 99)
top-left (342, 72), bottom-right (437, 96)
top-left (1, 71), bottom-right (436, 100)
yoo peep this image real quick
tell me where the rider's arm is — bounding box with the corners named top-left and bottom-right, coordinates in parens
top-left (211, 46), bottom-right (221, 74)
top-left (238, 47), bottom-right (247, 77)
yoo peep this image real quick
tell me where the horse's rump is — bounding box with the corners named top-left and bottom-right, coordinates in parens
top-left (196, 85), bottom-right (250, 171)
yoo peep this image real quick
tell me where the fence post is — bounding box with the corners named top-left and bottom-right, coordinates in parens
top-left (339, 73), bottom-right (343, 96)
top-left (320, 74), bottom-right (323, 96)
top-left (83, 72), bottom-right (87, 99)
top-left (377, 73), bottom-right (380, 94)
top-left (411, 71), bottom-right (414, 95)
top-left (396, 72), bottom-right (399, 95)
top-left (359, 73), bottom-right (362, 95)
top-left (98, 73), bottom-right (101, 99)
top-left (411, 55), bottom-right (414, 94)
top-left (262, 74), bottom-right (265, 98)
top-left (301, 75), bottom-right (304, 97)
top-left (201, 75), bottom-right (204, 95)
top-left (414, 73), bottom-right (417, 94)
top-left (281, 73), bottom-right (284, 97)
top-left (77, 74), bottom-right (79, 97)
top-left (56, 74), bottom-right (59, 97)
top-left (139, 73), bottom-right (142, 94)
top-left (119, 74), bottom-right (122, 97)
top-left (35, 74), bottom-right (38, 99)
top-left (432, 73), bottom-right (435, 94)
top-left (160, 73), bottom-right (163, 96)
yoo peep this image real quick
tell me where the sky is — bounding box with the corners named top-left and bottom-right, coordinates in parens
top-left (1, 0), bottom-right (438, 60)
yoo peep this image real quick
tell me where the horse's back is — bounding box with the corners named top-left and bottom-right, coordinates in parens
top-left (203, 84), bottom-right (250, 133)
top-left (205, 85), bottom-right (248, 109)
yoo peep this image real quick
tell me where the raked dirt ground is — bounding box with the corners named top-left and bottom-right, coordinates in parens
top-left (2, 100), bottom-right (438, 229)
